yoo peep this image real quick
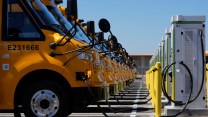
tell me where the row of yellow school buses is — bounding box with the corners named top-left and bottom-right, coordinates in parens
top-left (0, 0), bottom-right (138, 116)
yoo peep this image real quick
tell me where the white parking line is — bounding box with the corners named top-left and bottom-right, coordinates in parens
top-left (130, 82), bottom-right (142, 117)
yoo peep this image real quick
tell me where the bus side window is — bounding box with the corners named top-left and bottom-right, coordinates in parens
top-left (6, 1), bottom-right (41, 41)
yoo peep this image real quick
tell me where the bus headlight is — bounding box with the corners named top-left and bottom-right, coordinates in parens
top-left (78, 52), bottom-right (93, 61)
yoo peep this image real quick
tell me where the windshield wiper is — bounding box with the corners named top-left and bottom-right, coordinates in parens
top-left (50, 23), bottom-right (77, 49)
top-left (50, 24), bottom-right (67, 32)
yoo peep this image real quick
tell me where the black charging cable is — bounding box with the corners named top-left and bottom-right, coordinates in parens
top-left (188, 30), bottom-right (205, 103)
top-left (160, 61), bottom-right (193, 117)
top-left (81, 74), bottom-right (109, 117)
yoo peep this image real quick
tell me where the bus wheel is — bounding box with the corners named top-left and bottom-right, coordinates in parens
top-left (22, 80), bottom-right (70, 117)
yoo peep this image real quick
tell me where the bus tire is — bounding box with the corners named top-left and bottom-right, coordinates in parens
top-left (22, 80), bottom-right (70, 117)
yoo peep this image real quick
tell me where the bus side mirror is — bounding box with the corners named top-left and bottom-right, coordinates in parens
top-left (117, 43), bottom-right (123, 52)
top-left (98, 32), bottom-right (104, 43)
top-left (99, 18), bottom-right (111, 33)
top-left (114, 43), bottom-right (122, 56)
top-left (87, 21), bottom-right (95, 37)
top-left (55, 0), bottom-right (63, 4)
top-left (107, 35), bottom-right (118, 52)
top-left (67, 0), bottom-right (78, 20)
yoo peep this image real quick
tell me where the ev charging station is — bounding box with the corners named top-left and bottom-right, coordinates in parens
top-left (161, 37), bottom-right (167, 100)
top-left (161, 37), bottom-right (165, 70)
top-left (158, 43), bottom-right (162, 62)
top-left (156, 49), bottom-right (159, 63)
top-left (164, 28), bottom-right (172, 97)
top-left (164, 15), bottom-right (207, 115)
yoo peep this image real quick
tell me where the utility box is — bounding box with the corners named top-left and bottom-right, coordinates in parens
top-left (171, 15), bottom-right (206, 108)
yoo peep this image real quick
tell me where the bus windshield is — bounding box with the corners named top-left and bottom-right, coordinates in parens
top-left (26, 1), bottom-right (59, 27)
top-left (46, 5), bottom-right (81, 39)
top-left (29, 0), bottom-right (93, 44)
top-left (75, 24), bottom-right (92, 44)
top-left (40, 0), bottom-right (93, 44)
top-left (25, 0), bottom-right (67, 35)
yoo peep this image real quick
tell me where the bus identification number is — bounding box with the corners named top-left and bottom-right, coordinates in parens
top-left (8, 45), bottom-right (39, 51)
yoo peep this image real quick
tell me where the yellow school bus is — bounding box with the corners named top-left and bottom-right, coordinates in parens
top-left (0, 0), bottom-right (112, 116)
top-left (57, 2), bottom-right (125, 95)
